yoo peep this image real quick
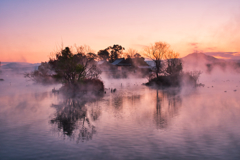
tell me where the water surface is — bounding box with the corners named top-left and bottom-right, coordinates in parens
top-left (0, 73), bottom-right (240, 159)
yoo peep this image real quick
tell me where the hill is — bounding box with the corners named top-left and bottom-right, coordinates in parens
top-left (1, 62), bottom-right (40, 72)
top-left (182, 52), bottom-right (223, 63)
top-left (181, 52), bottom-right (240, 73)
top-left (181, 53), bottom-right (226, 72)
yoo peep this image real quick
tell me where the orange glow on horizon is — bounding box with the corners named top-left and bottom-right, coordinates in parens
top-left (0, 42), bottom-right (237, 63)
top-left (212, 56), bottom-right (231, 60)
top-left (1, 1), bottom-right (240, 63)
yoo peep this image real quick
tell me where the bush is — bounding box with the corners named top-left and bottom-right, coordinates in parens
top-left (146, 74), bottom-right (181, 87)
top-left (59, 78), bottom-right (104, 97)
top-left (145, 71), bottom-right (202, 88)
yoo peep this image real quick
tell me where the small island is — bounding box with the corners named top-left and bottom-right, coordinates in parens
top-left (25, 46), bottom-right (104, 97)
top-left (143, 42), bottom-right (201, 88)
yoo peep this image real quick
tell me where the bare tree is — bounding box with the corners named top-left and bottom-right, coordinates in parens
top-left (76, 44), bottom-right (94, 55)
top-left (143, 42), bottom-right (171, 78)
top-left (126, 48), bottom-right (138, 58)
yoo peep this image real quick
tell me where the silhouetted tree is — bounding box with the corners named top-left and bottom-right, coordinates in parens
top-left (26, 45), bottom-right (101, 85)
top-left (134, 53), bottom-right (142, 59)
top-left (107, 44), bottom-right (125, 63)
top-left (124, 48), bottom-right (138, 58)
top-left (144, 42), bottom-right (182, 78)
top-left (165, 58), bottom-right (182, 75)
top-left (165, 51), bottom-right (182, 75)
top-left (144, 42), bottom-right (169, 78)
top-left (206, 63), bottom-right (213, 73)
top-left (186, 71), bottom-right (202, 84)
top-left (49, 46), bottom-right (101, 84)
top-left (98, 49), bottom-right (109, 60)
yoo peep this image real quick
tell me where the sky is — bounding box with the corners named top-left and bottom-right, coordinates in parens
top-left (1, 0), bottom-right (240, 63)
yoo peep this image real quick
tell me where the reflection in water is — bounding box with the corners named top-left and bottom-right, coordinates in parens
top-left (109, 91), bottom-right (143, 119)
top-left (154, 89), bottom-right (182, 129)
top-left (112, 96), bottom-right (123, 110)
top-left (33, 92), bottom-right (49, 101)
top-left (2, 74), bottom-right (240, 159)
top-left (89, 105), bottom-right (101, 121)
top-left (50, 98), bottom-right (100, 142)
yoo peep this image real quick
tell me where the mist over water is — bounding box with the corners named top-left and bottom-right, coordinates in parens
top-left (0, 68), bottom-right (240, 159)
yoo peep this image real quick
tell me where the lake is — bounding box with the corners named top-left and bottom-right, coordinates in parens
top-left (0, 72), bottom-right (240, 160)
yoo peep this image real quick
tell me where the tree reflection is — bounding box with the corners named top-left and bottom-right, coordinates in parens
top-left (112, 96), bottom-right (123, 110)
top-left (154, 89), bottom-right (182, 129)
top-left (50, 98), bottom-right (101, 142)
top-left (110, 93), bottom-right (142, 118)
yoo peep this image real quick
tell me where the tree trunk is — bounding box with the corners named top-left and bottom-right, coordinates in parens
top-left (155, 60), bottom-right (160, 78)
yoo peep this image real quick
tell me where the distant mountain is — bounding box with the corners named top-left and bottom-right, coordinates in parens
top-left (1, 62), bottom-right (40, 71)
top-left (182, 52), bottom-right (223, 63)
top-left (181, 52), bottom-right (238, 72)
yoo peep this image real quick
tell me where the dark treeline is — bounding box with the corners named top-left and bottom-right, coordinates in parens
top-left (98, 44), bottom-right (125, 62)
top-left (25, 42), bottom-right (202, 92)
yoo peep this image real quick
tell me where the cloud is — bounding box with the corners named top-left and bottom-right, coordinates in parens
top-left (205, 47), bottom-right (217, 51)
top-left (187, 42), bottom-right (202, 52)
top-left (188, 43), bottom-right (199, 47)
top-left (232, 52), bottom-right (240, 56)
top-left (188, 43), bottom-right (218, 53)
top-left (211, 55), bottom-right (231, 60)
top-left (205, 52), bottom-right (240, 60)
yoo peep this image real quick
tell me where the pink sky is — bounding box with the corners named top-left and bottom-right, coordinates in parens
top-left (1, 0), bottom-right (240, 63)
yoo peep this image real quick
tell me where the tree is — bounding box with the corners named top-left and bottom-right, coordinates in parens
top-left (76, 44), bottom-right (94, 55)
top-left (124, 48), bottom-right (138, 58)
top-left (134, 53), bottom-right (142, 59)
top-left (97, 49), bottom-right (109, 60)
top-left (107, 44), bottom-right (125, 63)
top-left (97, 44), bottom-right (124, 62)
top-left (144, 41), bottom-right (182, 78)
top-left (143, 42), bottom-right (170, 78)
top-left (165, 51), bottom-right (182, 75)
top-left (187, 71), bottom-right (202, 84)
top-left (49, 46), bottom-right (101, 84)
top-left (26, 45), bottom-right (101, 85)
top-left (25, 62), bottom-right (55, 83)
